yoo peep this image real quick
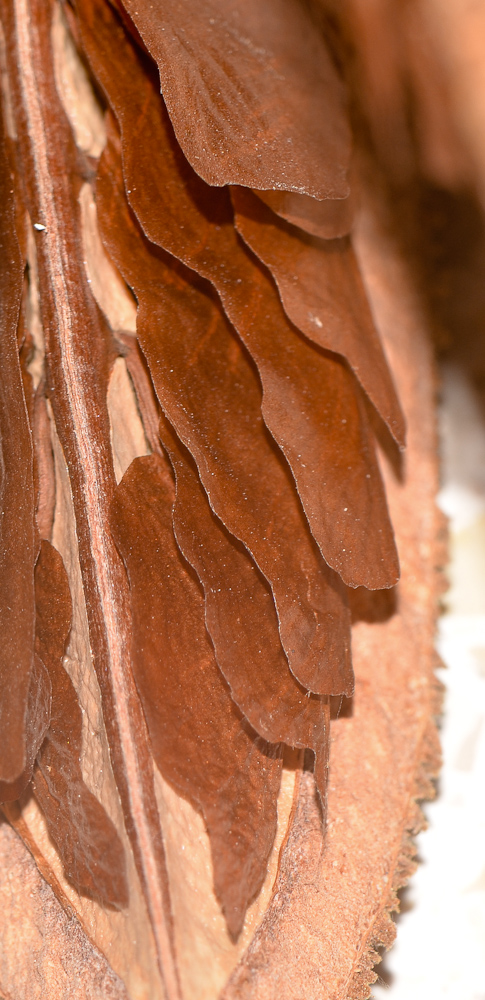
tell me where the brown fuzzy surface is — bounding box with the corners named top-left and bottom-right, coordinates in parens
top-left (0, 817), bottom-right (129, 1000)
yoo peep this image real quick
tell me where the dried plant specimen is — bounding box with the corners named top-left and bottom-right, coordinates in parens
top-left (0, 0), bottom-right (449, 998)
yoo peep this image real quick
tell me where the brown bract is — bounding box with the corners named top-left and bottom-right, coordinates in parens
top-left (0, 0), bottom-right (445, 995)
top-left (118, 0), bottom-right (351, 197)
top-left (77, 0), bottom-right (399, 592)
top-left (221, 194), bottom-right (442, 1000)
top-left (110, 453), bottom-right (283, 939)
top-left (159, 417), bottom-right (334, 770)
top-left (97, 125), bottom-right (352, 697)
top-left (118, 334), bottom-right (337, 782)
top-left (0, 821), bottom-right (131, 1000)
top-left (232, 185), bottom-right (405, 448)
top-left (33, 539), bottom-right (129, 910)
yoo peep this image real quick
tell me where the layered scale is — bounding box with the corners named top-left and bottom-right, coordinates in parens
top-left (0, 1), bottom-right (407, 994)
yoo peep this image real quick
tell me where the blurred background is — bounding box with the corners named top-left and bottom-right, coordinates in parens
top-left (373, 363), bottom-right (485, 999)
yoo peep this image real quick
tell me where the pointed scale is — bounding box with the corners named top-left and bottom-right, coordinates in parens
top-left (161, 412), bottom-right (340, 731)
top-left (76, 0), bottom-right (399, 591)
top-left (97, 126), bottom-right (351, 697)
top-left (232, 186), bottom-right (406, 449)
top-left (160, 419), bottom-right (333, 810)
top-left (120, 334), bottom-right (353, 704)
top-left (33, 540), bottom-right (129, 910)
top-left (120, 335), bottom-right (346, 746)
top-left (0, 97), bottom-right (38, 788)
top-left (110, 453), bottom-right (283, 939)
top-left (1, 3), bottom-right (181, 993)
top-left (117, 0), bottom-right (351, 197)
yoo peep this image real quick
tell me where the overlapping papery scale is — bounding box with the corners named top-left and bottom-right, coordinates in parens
top-left (77, 0), bottom-right (401, 594)
top-left (0, 0), bottom-right (406, 942)
top-left (97, 121), bottom-right (353, 698)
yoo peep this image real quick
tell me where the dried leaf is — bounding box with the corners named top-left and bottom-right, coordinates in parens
top-left (116, 0), bottom-right (351, 196)
top-left (97, 123), bottom-right (352, 696)
top-left (110, 453), bottom-right (283, 938)
top-left (76, 0), bottom-right (399, 590)
top-left (33, 538), bottom-right (129, 910)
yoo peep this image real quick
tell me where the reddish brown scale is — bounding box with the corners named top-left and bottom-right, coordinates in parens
top-left (231, 185), bottom-right (405, 448)
top-left (118, 0), bottom-right (351, 197)
top-left (110, 453), bottom-right (283, 939)
top-left (76, 0), bottom-right (400, 591)
top-left (97, 123), bottom-right (352, 696)
top-left (0, 653), bottom-right (51, 804)
top-left (118, 335), bottom-right (344, 748)
top-left (160, 416), bottom-right (334, 763)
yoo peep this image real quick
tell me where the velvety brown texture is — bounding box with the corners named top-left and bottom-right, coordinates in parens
top-left (232, 185), bottom-right (405, 448)
top-left (2, 2), bottom-right (180, 991)
top-left (255, 188), bottom-right (354, 240)
top-left (0, 100), bottom-right (37, 787)
top-left (110, 453), bottom-right (283, 938)
top-left (97, 125), bottom-right (352, 697)
top-left (0, 821), bottom-right (130, 1000)
top-left (117, 0), bottom-right (351, 197)
top-left (33, 539), bottom-right (129, 910)
top-left (76, 0), bottom-right (399, 592)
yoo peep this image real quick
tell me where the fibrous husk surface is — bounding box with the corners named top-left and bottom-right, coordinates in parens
top-left (0, 1), bottom-right (446, 998)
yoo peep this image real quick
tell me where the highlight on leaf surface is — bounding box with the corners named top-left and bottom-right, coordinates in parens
top-left (0, 0), bottom-right (448, 997)
top-left (117, 0), bottom-right (352, 196)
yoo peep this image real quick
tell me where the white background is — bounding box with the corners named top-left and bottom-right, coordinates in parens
top-left (373, 364), bottom-right (485, 1000)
